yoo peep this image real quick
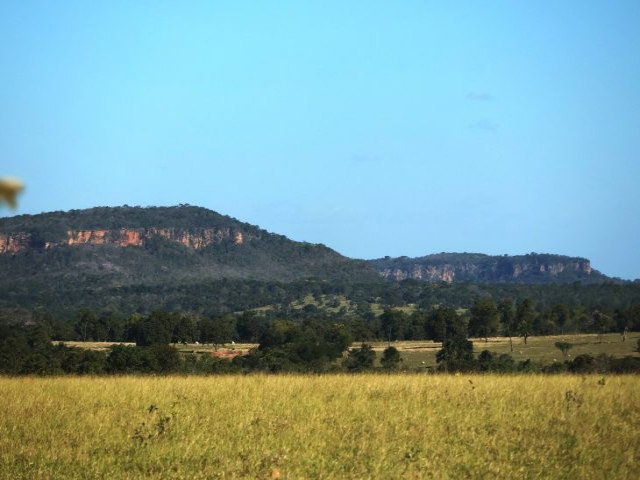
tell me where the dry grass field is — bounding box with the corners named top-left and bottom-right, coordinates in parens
top-left (1, 374), bottom-right (638, 479)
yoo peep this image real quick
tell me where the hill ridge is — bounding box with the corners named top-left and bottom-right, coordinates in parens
top-left (369, 252), bottom-right (604, 284)
top-left (1, 205), bottom-right (609, 285)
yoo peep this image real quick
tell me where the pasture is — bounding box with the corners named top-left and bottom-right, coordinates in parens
top-left (64, 332), bottom-right (640, 370)
top-left (1, 374), bottom-right (638, 479)
top-left (385, 332), bottom-right (640, 369)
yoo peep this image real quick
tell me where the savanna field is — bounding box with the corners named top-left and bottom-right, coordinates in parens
top-left (1, 374), bottom-right (638, 479)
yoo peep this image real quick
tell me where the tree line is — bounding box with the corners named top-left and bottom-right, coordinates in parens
top-left (3, 274), bottom-right (640, 325)
top-left (33, 296), bottom-right (640, 346)
top-left (2, 302), bottom-right (639, 375)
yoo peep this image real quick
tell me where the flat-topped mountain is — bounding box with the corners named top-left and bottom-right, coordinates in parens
top-left (0, 205), bottom-right (626, 319)
top-left (369, 252), bottom-right (606, 284)
top-left (0, 205), bottom-right (378, 284)
top-left (0, 206), bottom-right (611, 285)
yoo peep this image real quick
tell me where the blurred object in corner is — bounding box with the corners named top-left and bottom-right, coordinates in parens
top-left (0, 176), bottom-right (25, 209)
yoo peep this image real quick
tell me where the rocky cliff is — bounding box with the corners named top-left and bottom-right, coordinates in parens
top-left (0, 206), bottom-right (609, 287)
top-left (0, 205), bottom-right (378, 286)
top-left (65, 227), bottom-right (250, 249)
top-left (0, 232), bottom-right (30, 254)
top-left (369, 253), bottom-right (602, 284)
top-left (0, 205), bottom-right (259, 255)
top-left (0, 227), bottom-right (252, 254)
top-left (0, 205), bottom-right (625, 320)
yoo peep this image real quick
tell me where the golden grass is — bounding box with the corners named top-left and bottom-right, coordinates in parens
top-left (62, 341), bottom-right (136, 351)
top-left (1, 374), bottom-right (638, 479)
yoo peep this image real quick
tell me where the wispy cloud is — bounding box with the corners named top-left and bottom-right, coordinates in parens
top-left (466, 92), bottom-right (494, 102)
top-left (470, 119), bottom-right (498, 133)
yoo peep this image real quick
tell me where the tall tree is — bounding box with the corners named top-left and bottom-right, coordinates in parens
top-left (426, 306), bottom-right (473, 372)
top-left (469, 297), bottom-right (500, 342)
top-left (425, 306), bottom-right (463, 343)
top-left (498, 299), bottom-right (516, 352)
top-left (172, 315), bottom-right (197, 344)
top-left (236, 312), bottom-right (265, 343)
top-left (380, 346), bottom-right (402, 370)
top-left (73, 309), bottom-right (109, 342)
top-left (343, 343), bottom-right (375, 372)
top-left (199, 314), bottom-right (237, 350)
top-left (591, 310), bottom-right (613, 343)
top-left (551, 304), bottom-right (571, 335)
top-left (516, 299), bottom-right (537, 344)
top-left (380, 309), bottom-right (408, 343)
top-left (132, 311), bottom-right (176, 346)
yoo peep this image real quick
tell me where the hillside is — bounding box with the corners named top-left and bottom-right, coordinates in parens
top-left (2, 205), bottom-right (631, 321)
top-left (369, 252), bottom-right (608, 284)
top-left (0, 204), bottom-right (378, 286)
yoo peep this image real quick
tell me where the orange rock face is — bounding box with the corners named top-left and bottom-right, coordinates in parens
top-left (0, 234), bottom-right (30, 253)
top-left (67, 231), bottom-right (90, 245)
top-left (92, 230), bottom-right (108, 244)
top-left (383, 265), bottom-right (455, 282)
top-left (67, 230), bottom-right (109, 245)
top-left (1, 227), bottom-right (254, 254)
top-left (147, 228), bottom-right (220, 249)
top-left (117, 229), bottom-right (144, 247)
top-left (0, 233), bottom-right (30, 253)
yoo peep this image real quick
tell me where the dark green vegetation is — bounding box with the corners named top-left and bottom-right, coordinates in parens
top-left (1, 205), bottom-right (639, 324)
top-left (1, 205), bottom-right (640, 376)
top-left (0, 205), bottom-right (378, 313)
top-left (2, 307), bottom-right (639, 376)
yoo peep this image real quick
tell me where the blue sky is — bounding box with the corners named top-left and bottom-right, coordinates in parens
top-left (1, 1), bottom-right (639, 279)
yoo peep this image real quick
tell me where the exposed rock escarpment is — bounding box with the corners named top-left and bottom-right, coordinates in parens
top-left (370, 253), bottom-right (600, 284)
top-left (64, 227), bottom-right (249, 250)
top-left (0, 206), bottom-right (607, 286)
top-left (0, 205), bottom-right (377, 288)
top-left (1, 227), bottom-right (252, 254)
top-left (0, 232), bottom-right (30, 254)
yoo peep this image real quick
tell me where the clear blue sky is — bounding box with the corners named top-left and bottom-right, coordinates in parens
top-left (1, 1), bottom-right (639, 279)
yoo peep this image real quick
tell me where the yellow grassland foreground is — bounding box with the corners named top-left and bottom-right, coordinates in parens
top-left (0, 374), bottom-right (638, 479)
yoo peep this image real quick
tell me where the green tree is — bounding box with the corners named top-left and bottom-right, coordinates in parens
top-left (591, 310), bottom-right (613, 343)
top-left (132, 311), bottom-right (176, 346)
top-left (428, 306), bottom-right (473, 372)
top-left (60, 347), bottom-right (106, 374)
top-left (149, 344), bottom-right (183, 373)
top-left (380, 309), bottom-right (408, 342)
top-left (74, 309), bottom-right (106, 342)
top-left (199, 314), bottom-right (237, 350)
top-left (343, 343), bottom-right (375, 372)
top-left (498, 298), bottom-right (516, 352)
top-left (380, 346), bottom-right (402, 370)
top-left (551, 304), bottom-right (571, 335)
top-left (534, 310), bottom-right (557, 336)
top-left (172, 315), bottom-right (197, 344)
top-left (239, 320), bottom-right (350, 373)
top-left (516, 299), bottom-right (536, 345)
top-left (436, 336), bottom-right (473, 372)
top-left (554, 341), bottom-right (573, 358)
top-left (236, 312), bottom-right (264, 343)
top-left (106, 345), bottom-right (143, 373)
top-left (469, 297), bottom-right (500, 342)
top-left (425, 306), bottom-right (463, 343)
